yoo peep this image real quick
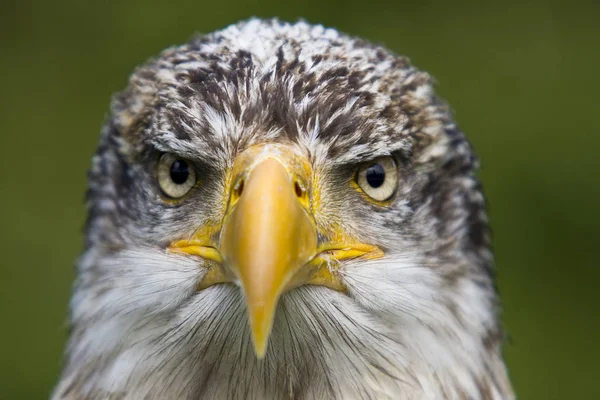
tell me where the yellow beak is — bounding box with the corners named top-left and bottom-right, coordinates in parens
top-left (168, 145), bottom-right (382, 359)
top-left (220, 157), bottom-right (317, 358)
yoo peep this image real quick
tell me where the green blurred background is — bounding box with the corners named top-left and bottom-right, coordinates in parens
top-left (1, 0), bottom-right (598, 398)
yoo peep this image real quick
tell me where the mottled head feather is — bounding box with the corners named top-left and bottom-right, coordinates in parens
top-left (57, 18), bottom-right (513, 400)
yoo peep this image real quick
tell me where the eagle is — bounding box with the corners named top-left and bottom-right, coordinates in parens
top-left (53, 18), bottom-right (514, 399)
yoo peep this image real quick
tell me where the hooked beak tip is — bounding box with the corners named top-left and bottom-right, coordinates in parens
top-left (246, 300), bottom-right (280, 359)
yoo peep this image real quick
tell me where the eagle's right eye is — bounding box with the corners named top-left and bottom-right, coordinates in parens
top-left (157, 153), bottom-right (197, 198)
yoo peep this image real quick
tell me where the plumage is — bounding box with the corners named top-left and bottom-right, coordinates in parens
top-left (54, 18), bottom-right (514, 399)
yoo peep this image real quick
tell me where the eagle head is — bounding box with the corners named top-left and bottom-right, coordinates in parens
top-left (54, 19), bottom-right (513, 400)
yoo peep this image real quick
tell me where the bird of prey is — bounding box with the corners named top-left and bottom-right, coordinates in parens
top-left (53, 18), bottom-right (514, 400)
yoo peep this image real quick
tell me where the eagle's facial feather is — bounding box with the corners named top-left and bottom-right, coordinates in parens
top-left (55, 18), bottom-right (513, 400)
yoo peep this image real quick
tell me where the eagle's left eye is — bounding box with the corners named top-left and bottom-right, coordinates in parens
top-left (157, 153), bottom-right (196, 198)
top-left (356, 156), bottom-right (398, 201)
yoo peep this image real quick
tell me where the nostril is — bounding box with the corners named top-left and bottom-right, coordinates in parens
top-left (235, 179), bottom-right (244, 197)
top-left (294, 181), bottom-right (304, 198)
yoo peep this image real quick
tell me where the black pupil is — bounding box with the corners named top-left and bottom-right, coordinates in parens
top-left (170, 160), bottom-right (190, 185)
top-left (365, 164), bottom-right (385, 188)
